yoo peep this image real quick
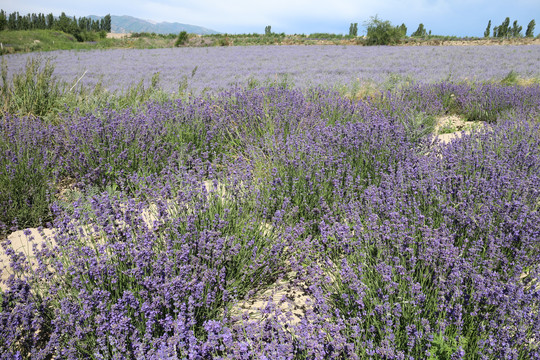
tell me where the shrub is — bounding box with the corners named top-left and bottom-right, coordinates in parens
top-left (364, 15), bottom-right (403, 45)
top-left (175, 31), bottom-right (189, 46)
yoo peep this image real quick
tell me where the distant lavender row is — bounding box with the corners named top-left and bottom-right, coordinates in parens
top-left (2, 45), bottom-right (540, 93)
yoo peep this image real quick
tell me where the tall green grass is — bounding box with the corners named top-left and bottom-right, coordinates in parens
top-left (0, 58), bottom-right (185, 123)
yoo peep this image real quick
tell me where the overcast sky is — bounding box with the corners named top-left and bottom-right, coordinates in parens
top-left (1, 0), bottom-right (539, 36)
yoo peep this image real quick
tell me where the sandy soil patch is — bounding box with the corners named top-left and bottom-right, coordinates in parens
top-left (434, 115), bottom-right (485, 144)
top-left (0, 228), bottom-right (56, 291)
top-left (229, 272), bottom-right (313, 327)
top-left (106, 33), bottom-right (131, 39)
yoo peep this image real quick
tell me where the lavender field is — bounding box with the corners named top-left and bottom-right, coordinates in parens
top-left (2, 44), bottom-right (540, 93)
top-left (1, 47), bottom-right (540, 359)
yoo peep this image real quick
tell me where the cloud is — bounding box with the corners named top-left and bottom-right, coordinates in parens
top-left (2, 0), bottom-right (539, 36)
top-left (131, 0), bottom-right (457, 33)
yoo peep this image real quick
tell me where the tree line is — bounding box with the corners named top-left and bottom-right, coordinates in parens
top-left (484, 18), bottom-right (535, 38)
top-left (0, 10), bottom-right (111, 41)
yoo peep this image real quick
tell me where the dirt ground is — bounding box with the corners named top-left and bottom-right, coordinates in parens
top-left (105, 33), bottom-right (540, 46)
top-left (106, 33), bottom-right (132, 39)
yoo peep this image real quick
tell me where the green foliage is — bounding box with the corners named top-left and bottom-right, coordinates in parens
top-left (494, 17), bottom-right (510, 38)
top-left (175, 30), bottom-right (189, 46)
top-left (0, 57), bottom-right (61, 119)
top-left (0, 29), bottom-right (122, 54)
top-left (101, 14), bottom-right (111, 33)
top-left (484, 20), bottom-right (491, 38)
top-left (0, 10), bottom-right (7, 31)
top-left (349, 22), bottom-right (358, 37)
top-left (399, 23), bottom-right (407, 37)
top-left (511, 20), bottom-right (523, 37)
top-left (525, 19), bottom-right (535, 37)
top-left (500, 17), bottom-right (510, 37)
top-left (492, 18), bottom-right (527, 38)
top-left (218, 36), bottom-right (230, 46)
top-left (411, 23), bottom-right (427, 37)
top-left (501, 70), bottom-right (519, 85)
top-left (400, 111), bottom-right (436, 143)
top-left (131, 32), bottom-right (176, 39)
top-left (0, 56), bottom-right (182, 123)
top-left (428, 333), bottom-right (467, 359)
top-left (364, 15), bottom-right (404, 45)
top-left (0, 9), bottom-right (110, 42)
top-left (265, 25), bottom-right (272, 36)
top-left (308, 33), bottom-right (348, 39)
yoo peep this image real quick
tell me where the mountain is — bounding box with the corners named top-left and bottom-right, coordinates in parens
top-left (88, 15), bottom-right (220, 35)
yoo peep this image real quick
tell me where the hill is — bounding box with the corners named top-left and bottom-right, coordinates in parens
top-left (88, 15), bottom-right (220, 35)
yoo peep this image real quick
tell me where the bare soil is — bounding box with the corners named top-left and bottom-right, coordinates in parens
top-left (106, 33), bottom-right (132, 39)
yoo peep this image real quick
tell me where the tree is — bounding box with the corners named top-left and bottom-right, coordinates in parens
top-left (525, 19), bottom-right (535, 37)
top-left (55, 12), bottom-right (73, 33)
top-left (349, 22), bottom-right (358, 36)
top-left (496, 17), bottom-right (510, 38)
top-left (175, 31), bottom-right (188, 46)
top-left (91, 20), bottom-right (100, 32)
top-left (484, 20), bottom-right (491, 38)
top-left (493, 18), bottom-right (524, 38)
top-left (411, 23), bottom-right (427, 37)
top-left (364, 15), bottom-right (403, 45)
top-left (7, 12), bottom-right (17, 30)
top-left (38, 13), bottom-right (46, 28)
top-left (0, 10), bottom-right (6, 31)
top-left (102, 14), bottom-right (111, 32)
top-left (399, 23), bottom-right (407, 37)
top-left (46, 13), bottom-right (54, 29)
top-left (511, 20), bottom-right (522, 37)
top-left (265, 25), bottom-right (272, 36)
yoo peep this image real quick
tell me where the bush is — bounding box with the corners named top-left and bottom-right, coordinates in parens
top-left (175, 31), bottom-right (189, 46)
top-left (364, 15), bottom-right (403, 45)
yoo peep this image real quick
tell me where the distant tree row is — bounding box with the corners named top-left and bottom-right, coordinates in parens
top-left (484, 18), bottom-right (535, 38)
top-left (0, 10), bottom-right (111, 41)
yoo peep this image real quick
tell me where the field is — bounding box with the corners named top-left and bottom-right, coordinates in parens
top-left (0, 44), bottom-right (540, 359)
top-left (2, 45), bottom-right (540, 93)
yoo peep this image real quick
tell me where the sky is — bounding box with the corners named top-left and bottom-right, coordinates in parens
top-left (1, 0), bottom-right (539, 37)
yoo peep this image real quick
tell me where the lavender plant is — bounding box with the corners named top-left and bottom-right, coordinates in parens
top-left (0, 117), bottom-right (56, 230)
top-left (1, 80), bottom-right (539, 359)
